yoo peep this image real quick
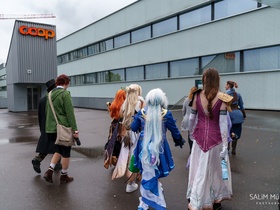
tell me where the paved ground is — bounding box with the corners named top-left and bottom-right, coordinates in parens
top-left (0, 108), bottom-right (279, 210)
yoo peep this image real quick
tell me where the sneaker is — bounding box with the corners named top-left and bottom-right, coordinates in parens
top-left (126, 182), bottom-right (138, 193)
top-left (32, 158), bottom-right (41, 173)
top-left (138, 197), bottom-right (149, 210)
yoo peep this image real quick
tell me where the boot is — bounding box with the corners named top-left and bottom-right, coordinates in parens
top-left (231, 140), bottom-right (238, 155)
top-left (44, 167), bottom-right (54, 183)
top-left (31, 158), bottom-right (41, 173)
top-left (60, 173), bottom-right (74, 184)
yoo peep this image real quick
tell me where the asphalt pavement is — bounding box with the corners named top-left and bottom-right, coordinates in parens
top-left (0, 108), bottom-right (279, 210)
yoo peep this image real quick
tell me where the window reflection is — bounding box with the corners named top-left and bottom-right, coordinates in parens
top-left (126, 66), bottom-right (144, 81)
top-left (109, 69), bottom-right (125, 82)
top-left (114, 33), bottom-right (130, 48)
top-left (244, 46), bottom-right (280, 72)
top-left (152, 17), bottom-right (177, 37)
top-left (215, 0), bottom-right (257, 20)
top-left (88, 44), bottom-right (100, 55)
top-left (201, 52), bottom-right (240, 73)
top-left (131, 26), bottom-right (151, 43)
top-left (170, 58), bottom-right (199, 77)
top-left (180, 5), bottom-right (211, 29)
top-left (146, 63), bottom-right (168, 79)
top-left (100, 39), bottom-right (113, 52)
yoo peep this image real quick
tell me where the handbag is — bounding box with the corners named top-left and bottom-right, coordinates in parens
top-left (48, 90), bottom-right (75, 147)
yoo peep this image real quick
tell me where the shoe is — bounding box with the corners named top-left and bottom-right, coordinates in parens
top-left (126, 182), bottom-right (138, 193)
top-left (60, 174), bottom-right (74, 184)
top-left (54, 162), bottom-right (62, 172)
top-left (138, 197), bottom-right (149, 210)
top-left (32, 158), bottom-right (41, 173)
top-left (43, 168), bottom-right (54, 183)
top-left (213, 203), bottom-right (222, 210)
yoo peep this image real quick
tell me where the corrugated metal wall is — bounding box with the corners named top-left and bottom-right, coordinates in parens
top-left (6, 20), bottom-right (57, 84)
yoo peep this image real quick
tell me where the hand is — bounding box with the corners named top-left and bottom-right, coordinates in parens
top-left (175, 138), bottom-right (186, 148)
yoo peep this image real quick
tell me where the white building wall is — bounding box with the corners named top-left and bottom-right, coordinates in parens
top-left (58, 1), bottom-right (280, 110)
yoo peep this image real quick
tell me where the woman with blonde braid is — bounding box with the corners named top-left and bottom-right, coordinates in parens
top-left (111, 84), bottom-right (144, 193)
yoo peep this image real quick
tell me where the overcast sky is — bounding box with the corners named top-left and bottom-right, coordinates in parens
top-left (0, 0), bottom-right (137, 64)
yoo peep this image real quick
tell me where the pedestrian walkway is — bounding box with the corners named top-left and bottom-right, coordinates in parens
top-left (0, 108), bottom-right (279, 209)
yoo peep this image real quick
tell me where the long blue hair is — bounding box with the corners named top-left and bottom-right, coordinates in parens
top-left (142, 88), bottom-right (168, 166)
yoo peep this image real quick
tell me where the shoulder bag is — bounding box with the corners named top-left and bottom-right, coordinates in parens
top-left (48, 90), bottom-right (75, 147)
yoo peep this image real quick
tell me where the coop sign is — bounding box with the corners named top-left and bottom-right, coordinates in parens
top-left (19, 25), bottom-right (55, 40)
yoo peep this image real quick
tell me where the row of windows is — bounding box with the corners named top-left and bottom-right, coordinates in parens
top-left (58, 0), bottom-right (263, 64)
top-left (69, 45), bottom-right (280, 86)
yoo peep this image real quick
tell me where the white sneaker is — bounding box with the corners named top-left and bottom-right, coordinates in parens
top-left (126, 182), bottom-right (138, 193)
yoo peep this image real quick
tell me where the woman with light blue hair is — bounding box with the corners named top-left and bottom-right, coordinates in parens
top-left (130, 88), bottom-right (185, 210)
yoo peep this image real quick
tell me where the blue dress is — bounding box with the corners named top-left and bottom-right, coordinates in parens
top-left (130, 108), bottom-right (183, 210)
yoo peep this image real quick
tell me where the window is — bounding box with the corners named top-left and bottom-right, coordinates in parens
top-left (131, 26), bottom-right (151, 43)
top-left (109, 69), bottom-right (125, 82)
top-left (152, 17), bottom-right (177, 37)
top-left (75, 75), bottom-right (86, 85)
top-left (126, 66), bottom-right (144, 81)
top-left (114, 33), bottom-right (130, 48)
top-left (73, 48), bottom-right (87, 59)
top-left (215, 0), bottom-right (258, 20)
top-left (201, 52), bottom-right (240, 74)
top-left (244, 46), bottom-right (280, 72)
top-left (170, 58), bottom-right (199, 77)
top-left (180, 5), bottom-right (211, 29)
top-left (146, 63), bottom-right (168, 79)
top-left (97, 71), bottom-right (109, 83)
top-left (100, 39), bottom-right (113, 52)
top-left (85, 73), bottom-right (97, 84)
top-left (88, 44), bottom-right (100, 55)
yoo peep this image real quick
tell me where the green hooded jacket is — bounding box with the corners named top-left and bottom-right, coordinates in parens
top-left (45, 88), bottom-right (78, 133)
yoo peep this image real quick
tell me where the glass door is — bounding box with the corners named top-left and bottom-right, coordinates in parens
top-left (27, 86), bottom-right (41, 110)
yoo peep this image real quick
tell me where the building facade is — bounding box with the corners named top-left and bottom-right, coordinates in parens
top-left (56, 0), bottom-right (280, 111)
top-left (4, 20), bottom-right (57, 112)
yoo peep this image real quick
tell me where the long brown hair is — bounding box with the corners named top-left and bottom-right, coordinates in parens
top-left (202, 68), bottom-right (220, 119)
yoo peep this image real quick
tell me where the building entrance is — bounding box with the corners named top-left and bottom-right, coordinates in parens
top-left (27, 86), bottom-right (40, 110)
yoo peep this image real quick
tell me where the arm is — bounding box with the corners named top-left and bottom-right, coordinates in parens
top-left (219, 103), bottom-right (229, 158)
top-left (188, 94), bottom-right (197, 141)
top-left (63, 91), bottom-right (79, 137)
top-left (130, 110), bottom-right (142, 132)
top-left (238, 94), bottom-right (246, 119)
top-left (165, 111), bottom-right (185, 148)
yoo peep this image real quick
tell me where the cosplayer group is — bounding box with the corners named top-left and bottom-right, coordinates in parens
top-left (32, 68), bottom-right (246, 210)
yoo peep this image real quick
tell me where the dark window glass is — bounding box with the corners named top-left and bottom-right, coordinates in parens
top-left (215, 0), bottom-right (257, 20)
top-left (69, 51), bottom-right (78, 60)
top-left (100, 39), bottom-right (113, 52)
top-left (146, 63), bottom-right (168, 79)
top-left (126, 66), bottom-right (144, 81)
top-left (180, 5), bottom-right (211, 29)
top-left (152, 17), bottom-right (177, 37)
top-left (114, 33), bottom-right (130, 48)
top-left (244, 46), bottom-right (280, 72)
top-left (61, 54), bottom-right (69, 63)
top-left (88, 44), bottom-right (100, 55)
top-left (109, 69), bottom-right (125, 82)
top-left (70, 76), bottom-right (76, 85)
top-left (131, 26), bottom-right (151, 43)
top-left (170, 58), bottom-right (199, 77)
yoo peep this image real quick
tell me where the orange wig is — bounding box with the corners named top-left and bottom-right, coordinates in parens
top-left (109, 89), bottom-right (126, 119)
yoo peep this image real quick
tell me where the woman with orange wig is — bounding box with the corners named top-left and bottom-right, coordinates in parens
top-left (104, 89), bottom-right (126, 169)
